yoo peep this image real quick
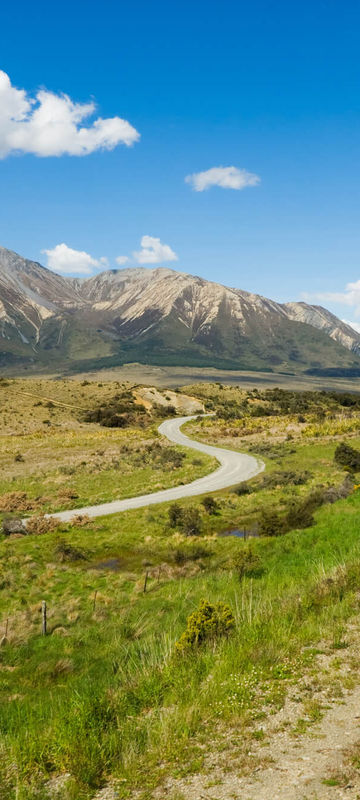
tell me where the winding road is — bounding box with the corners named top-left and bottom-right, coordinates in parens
top-left (45, 415), bottom-right (265, 523)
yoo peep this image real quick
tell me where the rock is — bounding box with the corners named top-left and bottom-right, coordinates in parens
top-left (2, 517), bottom-right (26, 536)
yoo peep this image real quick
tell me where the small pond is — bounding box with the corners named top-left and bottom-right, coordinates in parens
top-left (92, 558), bottom-right (123, 572)
top-left (218, 529), bottom-right (259, 539)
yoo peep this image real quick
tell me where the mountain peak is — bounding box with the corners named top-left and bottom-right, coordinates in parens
top-left (0, 244), bottom-right (359, 374)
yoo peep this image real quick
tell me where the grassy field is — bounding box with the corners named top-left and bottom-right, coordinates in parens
top-left (0, 378), bottom-right (212, 515)
top-left (2, 381), bottom-right (360, 798)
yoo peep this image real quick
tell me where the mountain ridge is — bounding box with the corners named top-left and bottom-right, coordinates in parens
top-left (1, 245), bottom-right (359, 375)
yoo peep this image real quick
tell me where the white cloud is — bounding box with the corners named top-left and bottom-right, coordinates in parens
top-left (0, 71), bottom-right (140, 158)
top-left (116, 255), bottom-right (130, 266)
top-left (185, 165), bottom-right (261, 192)
top-left (133, 235), bottom-right (178, 264)
top-left (343, 319), bottom-right (360, 333)
top-left (303, 279), bottom-right (360, 317)
top-left (42, 243), bottom-right (105, 275)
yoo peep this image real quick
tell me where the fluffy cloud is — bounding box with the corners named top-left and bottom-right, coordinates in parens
top-left (185, 165), bottom-right (260, 192)
top-left (133, 235), bottom-right (178, 264)
top-left (116, 255), bottom-right (130, 265)
top-left (42, 243), bottom-right (106, 275)
top-left (0, 71), bottom-right (140, 158)
top-left (303, 279), bottom-right (360, 317)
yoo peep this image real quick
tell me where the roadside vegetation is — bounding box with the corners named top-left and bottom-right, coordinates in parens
top-left (1, 380), bottom-right (360, 798)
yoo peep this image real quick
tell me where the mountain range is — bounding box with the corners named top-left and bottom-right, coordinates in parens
top-left (1, 245), bottom-right (360, 376)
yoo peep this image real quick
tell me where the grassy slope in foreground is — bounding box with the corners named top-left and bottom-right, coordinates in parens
top-left (1, 491), bottom-right (360, 798)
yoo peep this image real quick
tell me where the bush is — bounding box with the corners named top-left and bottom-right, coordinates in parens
top-left (153, 403), bottom-right (177, 417)
top-left (0, 492), bottom-right (35, 512)
top-left (158, 447), bottom-right (185, 470)
top-left (54, 537), bottom-right (87, 562)
top-left (232, 546), bottom-right (262, 580)
top-left (233, 482), bottom-right (252, 496)
top-left (260, 470), bottom-right (312, 489)
top-left (201, 495), bottom-right (219, 514)
top-left (175, 599), bottom-right (235, 653)
top-left (258, 509), bottom-right (286, 537)
top-left (324, 475), bottom-right (353, 503)
top-left (181, 507), bottom-right (203, 536)
top-left (82, 396), bottom-right (146, 428)
top-left (172, 543), bottom-right (212, 564)
top-left (169, 503), bottom-right (183, 527)
top-left (259, 488), bottom-right (326, 538)
top-left (285, 489), bottom-right (325, 530)
top-left (57, 487), bottom-right (79, 501)
top-left (334, 442), bottom-right (360, 471)
top-left (168, 504), bottom-right (202, 535)
top-left (25, 514), bottom-right (60, 535)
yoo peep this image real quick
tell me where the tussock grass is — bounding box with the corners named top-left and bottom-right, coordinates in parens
top-left (2, 380), bottom-right (360, 797)
top-left (1, 493), bottom-right (360, 797)
top-left (0, 379), bottom-right (215, 516)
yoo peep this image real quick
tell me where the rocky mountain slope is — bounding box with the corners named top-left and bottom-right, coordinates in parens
top-left (1, 245), bottom-right (359, 375)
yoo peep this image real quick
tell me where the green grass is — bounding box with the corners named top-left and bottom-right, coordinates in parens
top-left (3, 381), bottom-right (360, 798)
top-left (2, 491), bottom-right (360, 798)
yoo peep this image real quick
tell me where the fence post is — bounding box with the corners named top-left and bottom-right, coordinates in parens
top-left (42, 601), bottom-right (47, 636)
top-left (93, 590), bottom-right (98, 612)
top-left (143, 571), bottom-right (149, 593)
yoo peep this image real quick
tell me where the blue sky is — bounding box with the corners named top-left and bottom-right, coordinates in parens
top-left (1, 0), bottom-right (360, 326)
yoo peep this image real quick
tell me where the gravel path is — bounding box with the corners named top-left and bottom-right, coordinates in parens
top-left (45, 414), bottom-right (264, 523)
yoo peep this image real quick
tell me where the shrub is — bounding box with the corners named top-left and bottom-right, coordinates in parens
top-left (334, 442), bottom-right (360, 471)
top-left (285, 489), bottom-right (325, 530)
top-left (233, 482), bottom-right (252, 496)
top-left (201, 495), bottom-right (219, 514)
top-left (259, 488), bottom-right (326, 538)
top-left (169, 503), bottom-right (183, 527)
top-left (59, 465), bottom-right (76, 475)
top-left (25, 514), bottom-right (60, 535)
top-left (172, 543), bottom-right (212, 564)
top-left (175, 599), bottom-right (235, 653)
top-left (70, 514), bottom-right (91, 527)
top-left (14, 452), bottom-right (24, 462)
top-left (54, 537), bottom-right (87, 562)
top-left (158, 447), bottom-right (185, 470)
top-left (154, 403), bottom-right (177, 417)
top-left (260, 470), bottom-right (312, 489)
top-left (168, 504), bottom-right (202, 535)
top-left (82, 396), bottom-right (146, 428)
top-left (0, 492), bottom-right (35, 512)
top-left (181, 507), bottom-right (203, 536)
top-left (325, 475), bottom-right (354, 503)
top-left (258, 509), bottom-right (285, 537)
top-left (232, 546), bottom-right (262, 580)
top-left (57, 487), bottom-right (79, 501)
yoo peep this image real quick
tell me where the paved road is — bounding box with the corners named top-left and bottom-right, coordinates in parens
top-left (44, 415), bottom-right (265, 523)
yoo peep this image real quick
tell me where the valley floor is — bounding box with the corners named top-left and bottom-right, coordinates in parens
top-left (6, 362), bottom-right (360, 393)
top-left (2, 379), bottom-right (360, 798)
